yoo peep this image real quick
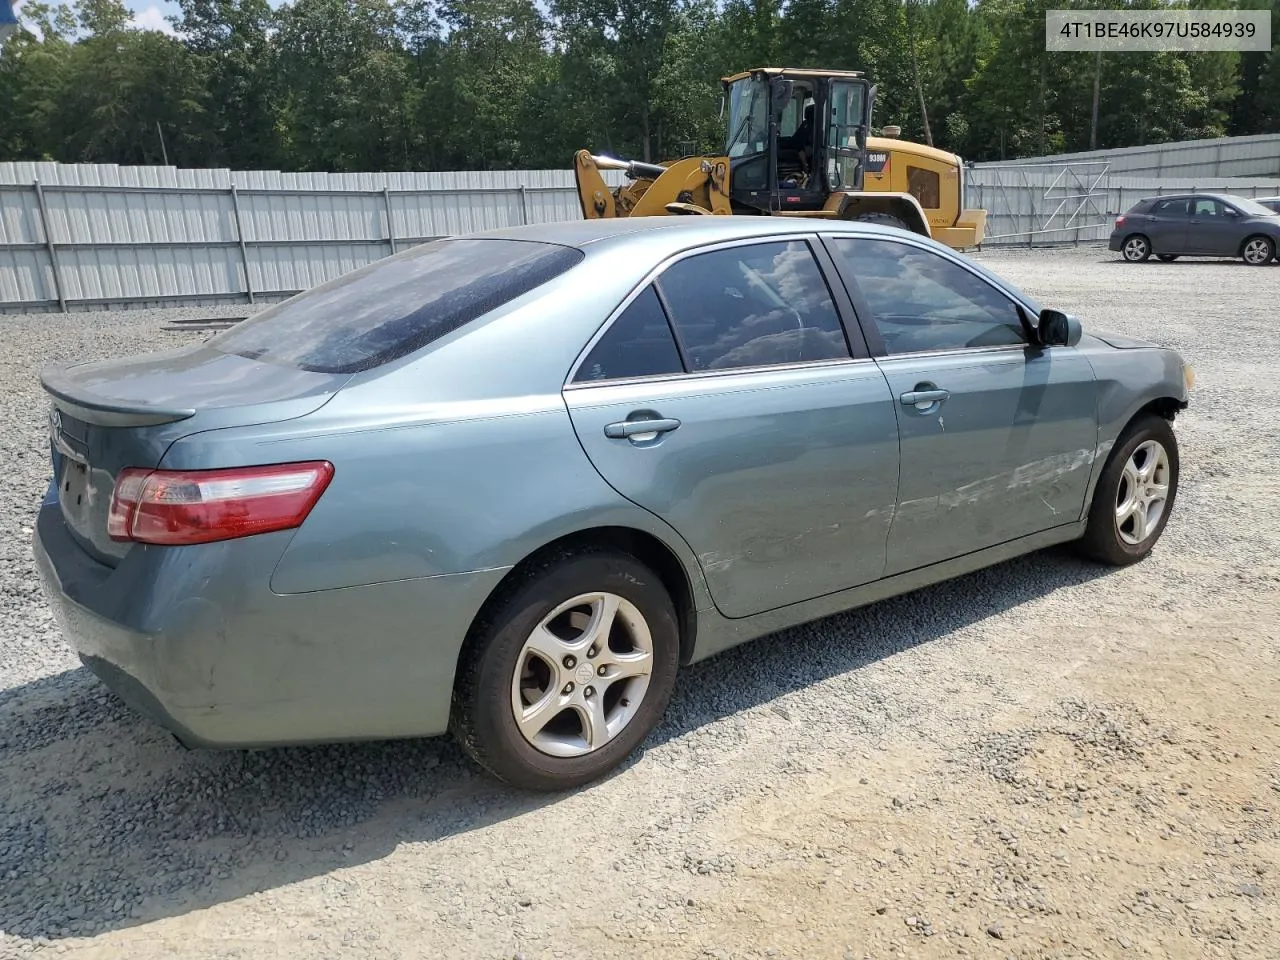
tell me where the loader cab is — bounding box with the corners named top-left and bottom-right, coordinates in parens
top-left (722, 67), bottom-right (875, 214)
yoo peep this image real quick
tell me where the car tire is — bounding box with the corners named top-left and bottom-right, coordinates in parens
top-left (1241, 235), bottom-right (1275, 266)
top-left (450, 547), bottom-right (680, 791)
top-left (1076, 413), bottom-right (1179, 566)
top-left (1121, 235), bottom-right (1151, 262)
top-left (1156, 254), bottom-right (1178, 262)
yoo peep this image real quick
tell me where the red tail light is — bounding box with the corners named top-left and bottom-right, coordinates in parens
top-left (1115, 215), bottom-right (1126, 227)
top-left (108, 461), bottom-right (334, 545)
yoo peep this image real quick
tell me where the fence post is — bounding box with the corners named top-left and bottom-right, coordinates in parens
top-left (229, 182), bottom-right (255, 305)
top-left (518, 184), bottom-right (530, 226)
top-left (383, 186), bottom-right (398, 254)
top-left (33, 179), bottom-right (68, 313)
top-left (1028, 185), bottom-right (1036, 248)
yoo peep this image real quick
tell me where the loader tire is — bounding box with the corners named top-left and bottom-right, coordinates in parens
top-left (850, 211), bottom-right (910, 232)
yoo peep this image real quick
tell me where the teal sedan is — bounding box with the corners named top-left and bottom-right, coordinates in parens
top-left (33, 217), bottom-right (1193, 791)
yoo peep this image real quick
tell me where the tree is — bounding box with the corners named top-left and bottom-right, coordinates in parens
top-left (51, 27), bottom-right (212, 164)
top-left (272, 0), bottom-right (413, 171)
top-left (554, 0), bottom-right (683, 161)
top-left (425, 0), bottom-right (557, 169)
top-left (0, 3), bottom-right (76, 160)
top-left (171, 0), bottom-right (283, 169)
top-left (0, 0), bottom-right (1276, 171)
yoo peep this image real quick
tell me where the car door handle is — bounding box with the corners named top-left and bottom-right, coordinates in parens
top-left (900, 389), bottom-right (950, 406)
top-left (604, 417), bottom-right (682, 439)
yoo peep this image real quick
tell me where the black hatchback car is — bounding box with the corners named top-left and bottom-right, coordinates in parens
top-left (1109, 193), bottom-right (1280, 265)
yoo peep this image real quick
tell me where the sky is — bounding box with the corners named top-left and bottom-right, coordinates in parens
top-left (11, 0), bottom-right (285, 37)
top-left (128, 0), bottom-right (177, 34)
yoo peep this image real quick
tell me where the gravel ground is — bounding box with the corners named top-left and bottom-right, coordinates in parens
top-left (1, 245), bottom-right (1278, 960)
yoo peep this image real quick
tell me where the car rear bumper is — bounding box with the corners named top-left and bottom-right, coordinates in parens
top-left (33, 500), bottom-right (509, 748)
top-left (1107, 233), bottom-right (1124, 251)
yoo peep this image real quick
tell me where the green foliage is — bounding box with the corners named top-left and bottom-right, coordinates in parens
top-left (0, 0), bottom-right (1273, 170)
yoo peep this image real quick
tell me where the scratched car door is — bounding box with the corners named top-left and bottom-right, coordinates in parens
top-left (562, 237), bottom-right (901, 619)
top-left (826, 234), bottom-right (1098, 576)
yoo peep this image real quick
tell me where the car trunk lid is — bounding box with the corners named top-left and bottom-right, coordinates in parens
top-left (41, 343), bottom-right (349, 566)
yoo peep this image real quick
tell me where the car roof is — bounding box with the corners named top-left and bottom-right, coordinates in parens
top-left (460, 215), bottom-right (921, 255)
top-left (1140, 192), bottom-right (1262, 204)
top-left (453, 215), bottom-right (1045, 318)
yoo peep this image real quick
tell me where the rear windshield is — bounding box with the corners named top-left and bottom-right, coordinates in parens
top-left (212, 238), bottom-right (584, 374)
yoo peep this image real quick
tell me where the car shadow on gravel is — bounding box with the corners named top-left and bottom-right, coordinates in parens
top-left (0, 545), bottom-right (1110, 942)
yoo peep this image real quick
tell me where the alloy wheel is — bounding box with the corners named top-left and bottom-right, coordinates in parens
top-left (510, 592), bottom-right (654, 758)
top-left (1115, 439), bottom-right (1171, 546)
top-left (1243, 238), bottom-right (1273, 265)
top-left (1123, 237), bottom-right (1149, 262)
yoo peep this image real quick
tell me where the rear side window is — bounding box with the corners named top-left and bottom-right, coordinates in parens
top-left (656, 240), bottom-right (850, 372)
top-left (212, 238), bottom-right (584, 374)
top-left (1152, 198), bottom-right (1189, 217)
top-left (574, 285), bottom-right (685, 383)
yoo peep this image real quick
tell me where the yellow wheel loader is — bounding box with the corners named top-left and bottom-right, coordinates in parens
top-left (573, 66), bottom-right (987, 250)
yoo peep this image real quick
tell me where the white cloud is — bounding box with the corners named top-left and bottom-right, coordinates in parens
top-left (130, 4), bottom-right (176, 35)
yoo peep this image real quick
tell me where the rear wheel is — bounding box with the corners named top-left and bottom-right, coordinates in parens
top-left (450, 548), bottom-right (680, 791)
top-left (1076, 414), bottom-right (1178, 566)
top-left (1156, 254), bottom-right (1178, 262)
top-left (1241, 235), bottom-right (1275, 265)
top-left (1122, 235), bottom-right (1151, 262)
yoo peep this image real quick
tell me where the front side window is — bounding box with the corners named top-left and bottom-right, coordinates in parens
top-left (656, 240), bottom-right (850, 372)
top-left (574, 285), bottom-right (684, 383)
top-left (212, 238), bottom-right (583, 374)
top-left (1189, 198), bottom-right (1223, 218)
top-left (833, 237), bottom-right (1027, 355)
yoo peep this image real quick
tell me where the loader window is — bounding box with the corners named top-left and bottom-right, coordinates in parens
top-left (656, 240), bottom-right (850, 372)
top-left (726, 76), bottom-right (769, 158)
top-left (907, 166), bottom-right (941, 210)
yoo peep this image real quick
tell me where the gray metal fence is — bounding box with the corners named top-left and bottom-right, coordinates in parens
top-left (973, 133), bottom-right (1280, 179)
top-left (3, 158), bottom-right (1280, 314)
top-left (0, 164), bottom-right (627, 314)
top-left (966, 164), bottom-right (1280, 246)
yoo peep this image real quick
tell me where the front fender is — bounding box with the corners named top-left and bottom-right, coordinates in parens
top-left (1076, 344), bottom-right (1190, 518)
top-left (833, 191), bottom-right (933, 238)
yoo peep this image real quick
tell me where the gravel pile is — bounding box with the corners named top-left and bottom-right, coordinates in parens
top-left (1, 247), bottom-right (1278, 959)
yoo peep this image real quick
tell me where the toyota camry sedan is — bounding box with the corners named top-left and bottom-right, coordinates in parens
top-left (34, 217), bottom-right (1193, 791)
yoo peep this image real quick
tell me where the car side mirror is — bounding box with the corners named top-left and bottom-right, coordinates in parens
top-left (1038, 309), bottom-right (1082, 347)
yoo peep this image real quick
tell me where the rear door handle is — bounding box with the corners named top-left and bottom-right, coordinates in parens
top-left (604, 417), bottom-right (681, 439)
top-left (900, 389), bottom-right (950, 406)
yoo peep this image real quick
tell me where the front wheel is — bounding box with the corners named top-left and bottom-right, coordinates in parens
top-left (450, 548), bottom-right (680, 791)
top-left (1122, 235), bottom-right (1151, 262)
top-left (1241, 235), bottom-right (1275, 266)
top-left (1076, 414), bottom-right (1179, 566)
